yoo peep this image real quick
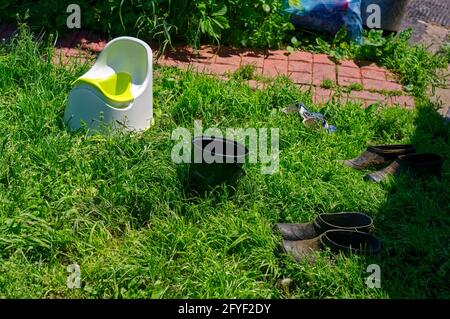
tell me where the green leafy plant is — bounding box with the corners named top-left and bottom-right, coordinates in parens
top-left (193, 1), bottom-right (230, 45)
top-left (0, 0), bottom-right (293, 50)
top-left (355, 29), bottom-right (448, 97)
top-left (309, 28), bottom-right (448, 97)
top-left (314, 27), bottom-right (357, 62)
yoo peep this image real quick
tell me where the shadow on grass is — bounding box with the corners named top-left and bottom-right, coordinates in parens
top-left (366, 101), bottom-right (449, 298)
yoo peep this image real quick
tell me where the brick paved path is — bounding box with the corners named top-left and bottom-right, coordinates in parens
top-left (0, 27), bottom-right (415, 109)
top-left (156, 45), bottom-right (414, 108)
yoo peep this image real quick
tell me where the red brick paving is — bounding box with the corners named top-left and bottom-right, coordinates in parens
top-left (0, 25), bottom-right (415, 109)
top-left (313, 54), bottom-right (335, 65)
top-left (289, 51), bottom-right (313, 63)
top-left (189, 62), bottom-right (210, 73)
top-left (241, 50), bottom-right (265, 68)
top-left (191, 45), bottom-right (216, 64)
top-left (338, 76), bottom-right (362, 87)
top-left (206, 63), bottom-right (239, 75)
top-left (338, 65), bottom-right (361, 79)
top-left (290, 71), bottom-right (313, 85)
top-left (288, 61), bottom-right (312, 73)
top-left (313, 63), bottom-right (336, 86)
top-left (263, 59), bottom-right (288, 77)
top-left (361, 68), bottom-right (386, 81)
top-left (362, 78), bottom-right (403, 92)
top-left (313, 87), bottom-right (333, 104)
top-left (340, 60), bottom-right (359, 68)
top-left (266, 50), bottom-right (289, 61)
top-left (349, 90), bottom-right (387, 102)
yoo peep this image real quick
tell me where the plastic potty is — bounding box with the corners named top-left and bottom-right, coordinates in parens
top-left (64, 36), bottom-right (153, 132)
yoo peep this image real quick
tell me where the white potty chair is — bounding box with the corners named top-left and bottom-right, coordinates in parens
top-left (64, 36), bottom-right (153, 132)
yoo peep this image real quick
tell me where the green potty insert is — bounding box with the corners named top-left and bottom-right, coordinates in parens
top-left (189, 136), bottom-right (249, 195)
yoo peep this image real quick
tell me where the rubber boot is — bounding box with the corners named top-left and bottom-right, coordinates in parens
top-left (343, 145), bottom-right (416, 170)
top-left (276, 212), bottom-right (373, 241)
top-left (188, 136), bottom-right (248, 195)
top-left (364, 153), bottom-right (444, 183)
top-left (281, 230), bottom-right (381, 263)
top-left (399, 153), bottom-right (444, 176)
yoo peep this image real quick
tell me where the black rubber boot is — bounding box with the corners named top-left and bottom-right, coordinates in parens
top-left (281, 230), bottom-right (381, 263)
top-left (399, 153), bottom-right (444, 176)
top-left (343, 144), bottom-right (416, 170)
top-left (188, 136), bottom-right (248, 195)
top-left (364, 153), bottom-right (444, 183)
top-left (363, 159), bottom-right (402, 183)
top-left (276, 212), bottom-right (374, 241)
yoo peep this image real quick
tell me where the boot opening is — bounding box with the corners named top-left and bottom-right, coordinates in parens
top-left (371, 144), bottom-right (414, 150)
top-left (400, 153), bottom-right (444, 166)
top-left (368, 144), bottom-right (415, 155)
top-left (321, 212), bottom-right (373, 229)
top-left (323, 230), bottom-right (381, 254)
top-left (192, 136), bottom-right (249, 162)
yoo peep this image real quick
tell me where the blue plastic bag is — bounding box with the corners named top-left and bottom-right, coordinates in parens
top-left (282, 0), bottom-right (363, 43)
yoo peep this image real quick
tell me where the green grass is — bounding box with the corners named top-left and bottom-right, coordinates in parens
top-left (320, 79), bottom-right (335, 89)
top-left (312, 29), bottom-right (449, 98)
top-left (346, 82), bottom-right (363, 92)
top-left (231, 64), bottom-right (258, 81)
top-left (0, 30), bottom-right (449, 299)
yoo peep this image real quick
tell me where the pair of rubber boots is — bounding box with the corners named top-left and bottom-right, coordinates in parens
top-left (277, 212), bottom-right (381, 263)
top-left (343, 145), bottom-right (444, 183)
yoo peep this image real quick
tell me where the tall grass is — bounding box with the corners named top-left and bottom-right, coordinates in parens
top-left (0, 28), bottom-right (449, 298)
